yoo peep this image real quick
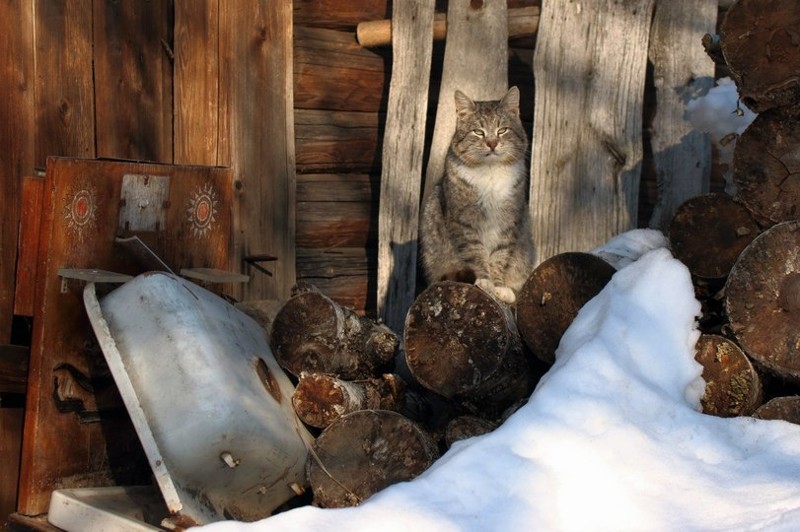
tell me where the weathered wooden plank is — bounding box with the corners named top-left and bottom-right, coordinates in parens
top-left (93, 0), bottom-right (173, 162)
top-left (220, 1), bottom-right (296, 301)
top-left (422, 0), bottom-right (510, 207)
top-left (13, 176), bottom-right (44, 317)
top-left (0, 395), bottom-right (25, 522)
top-left (297, 247), bottom-right (370, 278)
top-left (0, 0), bottom-right (34, 342)
top-left (297, 202), bottom-right (376, 248)
top-left (647, 0), bottom-right (716, 230)
top-left (174, 0), bottom-right (221, 166)
top-left (294, 27), bottom-right (388, 113)
top-left (296, 173), bottom-right (376, 202)
top-left (294, 0), bottom-right (390, 31)
top-left (530, 0), bottom-right (655, 264)
top-left (377, 0), bottom-right (435, 332)
top-left (295, 109), bottom-right (383, 173)
top-left (33, 1), bottom-right (95, 167)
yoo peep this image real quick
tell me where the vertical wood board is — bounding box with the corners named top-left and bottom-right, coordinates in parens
top-left (220, 1), bottom-right (296, 302)
top-left (174, 0), bottom-right (221, 166)
top-left (530, 0), bottom-right (655, 264)
top-left (422, 0), bottom-right (510, 204)
top-left (13, 176), bottom-right (45, 317)
top-left (376, 0), bottom-right (435, 332)
top-left (33, 1), bottom-right (95, 167)
top-left (647, 0), bottom-right (716, 230)
top-left (93, 0), bottom-right (173, 162)
top-left (0, 0), bottom-right (34, 342)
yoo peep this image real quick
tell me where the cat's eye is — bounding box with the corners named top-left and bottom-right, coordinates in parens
top-left (472, 129), bottom-right (485, 137)
top-left (497, 127), bottom-right (509, 135)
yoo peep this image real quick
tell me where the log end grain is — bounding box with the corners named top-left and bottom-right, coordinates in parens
top-left (403, 282), bottom-right (511, 398)
top-left (694, 334), bottom-right (763, 417)
top-left (307, 410), bottom-right (439, 508)
top-left (726, 221), bottom-right (800, 382)
top-left (516, 252), bottom-right (616, 365)
top-left (753, 395), bottom-right (800, 424)
top-left (669, 193), bottom-right (760, 279)
top-left (720, 0), bottom-right (800, 113)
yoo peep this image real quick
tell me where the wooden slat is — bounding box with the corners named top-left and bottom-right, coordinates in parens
top-left (220, 1), bottom-right (296, 301)
top-left (646, 0), bottom-right (716, 230)
top-left (422, 0), bottom-right (510, 208)
top-left (294, 27), bottom-right (388, 113)
top-left (297, 202), bottom-right (376, 248)
top-left (295, 109), bottom-right (383, 173)
top-left (0, 0), bottom-right (34, 342)
top-left (33, 1), bottom-right (95, 168)
top-left (93, 0), bottom-right (173, 162)
top-left (294, 0), bottom-right (390, 31)
top-left (297, 247), bottom-right (370, 278)
top-left (13, 176), bottom-right (44, 317)
top-left (377, 0), bottom-right (435, 332)
top-left (174, 0), bottom-right (221, 166)
top-left (296, 173), bottom-right (376, 202)
top-left (529, 0), bottom-right (656, 264)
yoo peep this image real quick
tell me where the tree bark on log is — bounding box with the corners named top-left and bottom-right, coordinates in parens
top-left (694, 334), bottom-right (763, 417)
top-left (720, 0), bottom-right (800, 113)
top-left (732, 109), bottom-right (800, 226)
top-left (444, 415), bottom-right (498, 449)
top-left (516, 252), bottom-right (616, 365)
top-left (307, 410), bottom-right (439, 508)
top-left (668, 193), bottom-right (760, 280)
top-left (270, 283), bottom-right (399, 379)
top-left (292, 372), bottom-right (407, 429)
top-left (404, 282), bottom-right (536, 417)
top-left (726, 221), bottom-right (800, 383)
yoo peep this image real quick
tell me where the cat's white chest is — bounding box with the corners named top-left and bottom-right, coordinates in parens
top-left (457, 161), bottom-right (523, 251)
top-left (457, 161), bottom-right (521, 209)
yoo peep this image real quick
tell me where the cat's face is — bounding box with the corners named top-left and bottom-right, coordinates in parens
top-left (451, 87), bottom-right (528, 167)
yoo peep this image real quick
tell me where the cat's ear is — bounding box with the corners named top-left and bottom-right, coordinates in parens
top-left (501, 86), bottom-right (520, 117)
top-left (454, 90), bottom-right (475, 116)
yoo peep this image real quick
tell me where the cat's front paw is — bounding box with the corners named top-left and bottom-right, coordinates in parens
top-left (492, 285), bottom-right (516, 305)
top-left (475, 278), bottom-right (516, 305)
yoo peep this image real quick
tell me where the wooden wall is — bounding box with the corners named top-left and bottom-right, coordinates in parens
top-left (0, 0), bottom-right (295, 517)
top-left (293, 0), bottom-right (538, 315)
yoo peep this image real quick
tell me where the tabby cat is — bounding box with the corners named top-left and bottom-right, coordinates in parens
top-left (420, 86), bottom-right (534, 305)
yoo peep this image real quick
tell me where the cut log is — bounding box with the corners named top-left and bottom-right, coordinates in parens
top-left (668, 193), bottom-right (760, 280)
top-left (694, 334), bottom-right (763, 417)
top-left (720, 0), bottom-right (800, 113)
top-left (444, 415), bottom-right (498, 449)
top-left (292, 372), bottom-right (407, 429)
top-left (356, 6), bottom-right (540, 48)
top-left (753, 396), bottom-right (800, 424)
top-left (732, 109), bottom-right (800, 226)
top-left (726, 221), bottom-right (800, 383)
top-left (270, 283), bottom-right (399, 379)
top-left (404, 282), bottom-right (536, 417)
top-left (307, 410), bottom-right (438, 508)
top-left (516, 252), bottom-right (617, 365)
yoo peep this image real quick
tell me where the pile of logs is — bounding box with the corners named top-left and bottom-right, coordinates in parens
top-left (670, 0), bottom-right (800, 420)
top-left (261, 0), bottom-right (800, 512)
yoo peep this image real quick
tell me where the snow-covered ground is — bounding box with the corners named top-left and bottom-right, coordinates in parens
top-left (201, 240), bottom-right (800, 532)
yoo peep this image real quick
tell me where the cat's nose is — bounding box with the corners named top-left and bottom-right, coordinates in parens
top-left (486, 139), bottom-right (498, 151)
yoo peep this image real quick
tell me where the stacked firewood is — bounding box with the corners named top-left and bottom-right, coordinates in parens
top-left (671, 0), bottom-right (800, 420)
top-left (267, 248), bottom-right (621, 508)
